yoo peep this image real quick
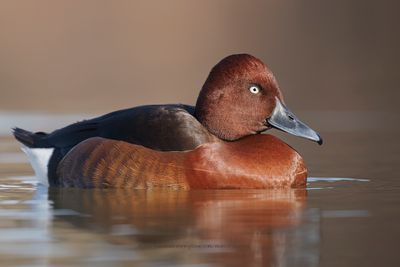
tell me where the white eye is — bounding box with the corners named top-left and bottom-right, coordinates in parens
top-left (249, 85), bottom-right (260, 94)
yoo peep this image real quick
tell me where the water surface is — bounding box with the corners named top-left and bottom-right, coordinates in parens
top-left (0, 112), bottom-right (399, 267)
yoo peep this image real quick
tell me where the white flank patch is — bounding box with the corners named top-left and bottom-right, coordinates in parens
top-left (20, 146), bottom-right (53, 187)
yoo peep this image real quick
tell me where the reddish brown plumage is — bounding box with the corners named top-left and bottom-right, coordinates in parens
top-left (56, 134), bottom-right (307, 189)
top-left (195, 54), bottom-right (283, 141)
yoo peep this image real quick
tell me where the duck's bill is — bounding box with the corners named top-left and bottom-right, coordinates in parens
top-left (267, 97), bottom-right (323, 145)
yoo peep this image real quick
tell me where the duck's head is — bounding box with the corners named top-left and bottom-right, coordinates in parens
top-left (195, 54), bottom-right (322, 144)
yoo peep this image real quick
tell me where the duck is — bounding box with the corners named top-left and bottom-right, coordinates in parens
top-left (56, 134), bottom-right (307, 189)
top-left (13, 54), bottom-right (322, 187)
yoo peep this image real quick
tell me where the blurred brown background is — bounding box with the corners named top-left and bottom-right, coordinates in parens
top-left (1, 0), bottom-right (399, 113)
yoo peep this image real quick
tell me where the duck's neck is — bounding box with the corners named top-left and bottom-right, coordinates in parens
top-left (194, 92), bottom-right (250, 141)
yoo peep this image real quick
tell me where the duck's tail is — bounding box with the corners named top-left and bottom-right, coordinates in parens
top-left (13, 128), bottom-right (53, 186)
top-left (12, 127), bottom-right (51, 148)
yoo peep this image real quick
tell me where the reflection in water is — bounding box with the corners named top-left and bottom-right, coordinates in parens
top-left (48, 188), bottom-right (317, 267)
top-left (307, 177), bottom-right (370, 183)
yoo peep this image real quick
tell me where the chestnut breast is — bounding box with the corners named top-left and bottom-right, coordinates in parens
top-left (56, 135), bottom-right (307, 189)
top-left (185, 135), bottom-right (307, 189)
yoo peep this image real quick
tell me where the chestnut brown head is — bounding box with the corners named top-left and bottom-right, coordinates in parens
top-left (195, 54), bottom-right (322, 144)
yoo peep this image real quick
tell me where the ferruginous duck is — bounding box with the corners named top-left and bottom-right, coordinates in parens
top-left (13, 54), bottom-right (321, 187)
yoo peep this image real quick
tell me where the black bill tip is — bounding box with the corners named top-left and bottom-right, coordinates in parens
top-left (317, 136), bottom-right (323, 145)
top-left (268, 97), bottom-right (324, 146)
